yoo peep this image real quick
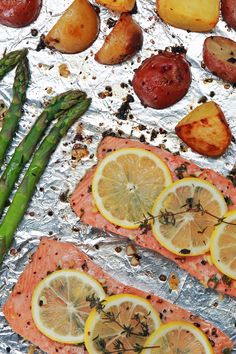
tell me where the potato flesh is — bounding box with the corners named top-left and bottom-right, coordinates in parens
top-left (95, 14), bottom-right (143, 65)
top-left (178, 102), bottom-right (219, 125)
top-left (157, 0), bottom-right (220, 32)
top-left (96, 0), bottom-right (135, 12)
top-left (175, 102), bottom-right (231, 157)
top-left (203, 36), bottom-right (236, 83)
top-left (206, 37), bottom-right (236, 62)
top-left (45, 0), bottom-right (99, 54)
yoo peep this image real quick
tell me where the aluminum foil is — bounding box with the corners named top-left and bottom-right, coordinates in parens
top-left (0, 0), bottom-right (236, 352)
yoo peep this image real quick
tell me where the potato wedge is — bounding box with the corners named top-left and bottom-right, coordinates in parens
top-left (95, 0), bottom-right (135, 12)
top-left (222, 0), bottom-right (236, 29)
top-left (175, 101), bottom-right (231, 157)
top-left (157, 0), bottom-right (220, 32)
top-left (203, 36), bottom-right (236, 83)
top-left (95, 14), bottom-right (143, 65)
top-left (45, 0), bottom-right (99, 54)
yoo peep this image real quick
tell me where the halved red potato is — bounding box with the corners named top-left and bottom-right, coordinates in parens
top-left (132, 52), bottom-right (191, 109)
top-left (203, 36), bottom-right (236, 83)
top-left (45, 0), bottom-right (99, 54)
top-left (0, 0), bottom-right (42, 28)
top-left (222, 0), bottom-right (236, 29)
top-left (175, 101), bottom-right (231, 157)
top-left (95, 14), bottom-right (143, 65)
top-left (157, 0), bottom-right (220, 32)
top-left (95, 0), bottom-right (135, 12)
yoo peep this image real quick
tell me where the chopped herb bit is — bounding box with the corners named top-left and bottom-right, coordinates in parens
top-left (175, 164), bottom-right (188, 179)
top-left (86, 293), bottom-right (105, 312)
top-left (222, 348), bottom-right (231, 354)
top-left (59, 189), bottom-right (70, 202)
top-left (224, 196), bottom-right (233, 206)
top-left (159, 210), bottom-right (176, 225)
top-left (222, 275), bottom-right (232, 287)
top-left (171, 45), bottom-right (187, 54)
top-left (208, 275), bottom-right (220, 289)
top-left (107, 18), bottom-right (117, 28)
top-left (116, 95), bottom-right (134, 120)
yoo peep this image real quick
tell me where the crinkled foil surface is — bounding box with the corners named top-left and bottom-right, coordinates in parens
top-left (0, 0), bottom-right (236, 352)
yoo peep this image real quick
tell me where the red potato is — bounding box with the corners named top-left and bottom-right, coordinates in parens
top-left (0, 0), bottom-right (42, 28)
top-left (132, 52), bottom-right (191, 109)
top-left (203, 36), bottom-right (236, 83)
top-left (222, 0), bottom-right (236, 29)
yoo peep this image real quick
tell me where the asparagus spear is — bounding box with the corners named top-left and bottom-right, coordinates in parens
top-left (0, 90), bottom-right (85, 218)
top-left (0, 48), bottom-right (28, 81)
top-left (0, 95), bottom-right (91, 263)
top-left (0, 57), bottom-right (30, 166)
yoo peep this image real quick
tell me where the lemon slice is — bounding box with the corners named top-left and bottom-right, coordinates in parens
top-left (210, 210), bottom-right (236, 280)
top-left (92, 148), bottom-right (172, 229)
top-left (152, 177), bottom-right (227, 256)
top-left (84, 293), bottom-right (161, 354)
top-left (142, 321), bottom-right (213, 354)
top-left (31, 270), bottom-right (106, 344)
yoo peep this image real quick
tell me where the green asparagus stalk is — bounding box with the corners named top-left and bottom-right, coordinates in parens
top-left (0, 57), bottom-right (30, 166)
top-left (0, 90), bottom-right (86, 218)
top-left (0, 95), bottom-right (91, 263)
top-left (0, 49), bottom-right (28, 81)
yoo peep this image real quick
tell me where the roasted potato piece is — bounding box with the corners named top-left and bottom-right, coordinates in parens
top-left (95, 0), bottom-right (135, 12)
top-left (45, 0), bottom-right (99, 54)
top-left (175, 101), bottom-right (231, 157)
top-left (132, 52), bottom-right (191, 109)
top-left (203, 36), bottom-right (236, 83)
top-left (0, 0), bottom-right (42, 28)
top-left (95, 14), bottom-right (143, 65)
top-left (222, 0), bottom-right (236, 29)
top-left (157, 0), bottom-right (220, 32)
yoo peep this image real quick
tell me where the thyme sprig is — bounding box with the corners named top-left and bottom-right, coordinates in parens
top-left (86, 294), bottom-right (160, 354)
top-left (139, 197), bottom-right (236, 231)
top-left (94, 337), bottom-right (159, 354)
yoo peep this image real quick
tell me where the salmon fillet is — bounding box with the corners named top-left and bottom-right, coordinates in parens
top-left (70, 136), bottom-right (236, 297)
top-left (3, 238), bottom-right (233, 353)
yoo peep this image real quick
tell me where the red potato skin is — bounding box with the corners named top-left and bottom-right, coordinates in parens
top-left (222, 0), bottom-right (236, 29)
top-left (0, 0), bottom-right (42, 28)
top-left (132, 52), bottom-right (191, 109)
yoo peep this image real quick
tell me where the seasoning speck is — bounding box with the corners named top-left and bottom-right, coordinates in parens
top-left (59, 64), bottom-right (70, 78)
top-left (168, 273), bottom-right (180, 290)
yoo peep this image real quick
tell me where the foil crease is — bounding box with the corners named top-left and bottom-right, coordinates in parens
top-left (0, 0), bottom-right (236, 352)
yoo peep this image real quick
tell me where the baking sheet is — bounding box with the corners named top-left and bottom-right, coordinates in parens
top-left (0, 0), bottom-right (236, 352)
